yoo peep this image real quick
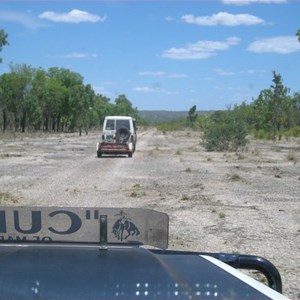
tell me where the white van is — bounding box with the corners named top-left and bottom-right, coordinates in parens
top-left (97, 116), bottom-right (137, 157)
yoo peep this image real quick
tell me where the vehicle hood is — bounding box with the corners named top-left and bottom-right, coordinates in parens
top-left (0, 244), bottom-right (276, 300)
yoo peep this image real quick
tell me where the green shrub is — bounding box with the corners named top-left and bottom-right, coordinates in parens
top-left (156, 122), bottom-right (182, 132)
top-left (284, 126), bottom-right (300, 138)
top-left (253, 129), bottom-right (275, 140)
top-left (202, 111), bottom-right (248, 151)
top-left (254, 127), bottom-right (300, 140)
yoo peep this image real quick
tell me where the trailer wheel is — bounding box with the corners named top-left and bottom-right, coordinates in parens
top-left (128, 152), bottom-right (133, 158)
top-left (97, 151), bottom-right (102, 158)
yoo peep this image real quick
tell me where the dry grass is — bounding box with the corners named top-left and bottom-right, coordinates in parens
top-left (228, 174), bottom-right (242, 181)
top-left (0, 192), bottom-right (20, 205)
top-left (287, 150), bottom-right (298, 164)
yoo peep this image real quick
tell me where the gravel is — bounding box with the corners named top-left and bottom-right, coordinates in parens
top-left (0, 128), bottom-right (299, 299)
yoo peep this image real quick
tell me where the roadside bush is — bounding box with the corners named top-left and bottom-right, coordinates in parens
top-left (254, 127), bottom-right (300, 140)
top-left (156, 120), bottom-right (185, 131)
top-left (284, 126), bottom-right (300, 138)
top-left (253, 129), bottom-right (275, 140)
top-left (202, 111), bottom-right (248, 151)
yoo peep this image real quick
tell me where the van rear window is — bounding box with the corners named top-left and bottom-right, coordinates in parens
top-left (116, 120), bottom-right (130, 130)
top-left (105, 119), bottom-right (130, 130)
top-left (105, 120), bottom-right (115, 130)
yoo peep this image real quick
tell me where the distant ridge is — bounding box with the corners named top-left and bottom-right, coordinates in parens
top-left (138, 110), bottom-right (210, 123)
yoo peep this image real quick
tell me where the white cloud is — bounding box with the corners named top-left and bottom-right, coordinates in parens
top-left (241, 69), bottom-right (255, 74)
top-left (64, 53), bottom-right (98, 58)
top-left (133, 86), bottom-right (178, 96)
top-left (239, 69), bottom-right (267, 75)
top-left (181, 12), bottom-right (265, 26)
top-left (139, 71), bottom-right (188, 78)
top-left (38, 9), bottom-right (106, 23)
top-left (214, 68), bottom-right (267, 76)
top-left (165, 16), bottom-right (174, 22)
top-left (162, 37), bottom-right (240, 60)
top-left (248, 36), bottom-right (300, 54)
top-left (167, 73), bottom-right (188, 79)
top-left (221, 0), bottom-right (287, 5)
top-left (133, 86), bottom-right (159, 93)
top-left (139, 71), bottom-right (166, 77)
top-left (214, 68), bottom-right (235, 76)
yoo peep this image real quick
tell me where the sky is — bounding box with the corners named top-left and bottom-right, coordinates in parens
top-left (0, 0), bottom-right (299, 111)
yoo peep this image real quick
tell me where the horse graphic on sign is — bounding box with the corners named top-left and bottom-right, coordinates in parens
top-left (112, 211), bottom-right (140, 241)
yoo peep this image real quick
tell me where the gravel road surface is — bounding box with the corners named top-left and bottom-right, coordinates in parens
top-left (0, 129), bottom-right (299, 299)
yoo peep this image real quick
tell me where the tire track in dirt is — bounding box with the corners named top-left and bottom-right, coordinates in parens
top-left (0, 129), bottom-right (299, 299)
top-left (18, 130), bottom-right (155, 207)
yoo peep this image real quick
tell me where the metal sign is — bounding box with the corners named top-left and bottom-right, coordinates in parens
top-left (0, 207), bottom-right (169, 249)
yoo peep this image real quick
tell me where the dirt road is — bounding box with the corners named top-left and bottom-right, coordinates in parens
top-left (0, 128), bottom-right (299, 299)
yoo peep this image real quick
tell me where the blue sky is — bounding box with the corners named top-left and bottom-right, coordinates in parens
top-left (0, 0), bottom-right (299, 111)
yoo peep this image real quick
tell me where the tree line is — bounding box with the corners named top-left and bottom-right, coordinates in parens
top-left (182, 30), bottom-right (300, 150)
top-left (0, 63), bottom-right (138, 133)
top-left (157, 70), bottom-right (300, 151)
top-left (1, 28), bottom-right (300, 145)
top-left (0, 29), bottom-right (138, 134)
top-left (199, 71), bottom-right (300, 151)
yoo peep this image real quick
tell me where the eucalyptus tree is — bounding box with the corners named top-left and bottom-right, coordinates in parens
top-left (93, 94), bottom-right (113, 127)
top-left (48, 67), bottom-right (83, 89)
top-left (251, 88), bottom-right (274, 132)
top-left (44, 77), bottom-right (68, 131)
top-left (68, 83), bottom-right (90, 134)
top-left (114, 94), bottom-right (138, 118)
top-left (187, 105), bottom-right (198, 127)
top-left (0, 72), bottom-right (23, 131)
top-left (0, 29), bottom-right (9, 130)
top-left (9, 64), bottom-right (36, 132)
top-left (84, 84), bottom-right (101, 128)
top-left (270, 71), bottom-right (290, 138)
top-left (29, 68), bottom-right (48, 130)
top-left (47, 67), bottom-right (84, 132)
top-left (0, 29), bottom-right (8, 63)
top-left (291, 92), bottom-right (300, 127)
top-left (0, 73), bottom-right (12, 131)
